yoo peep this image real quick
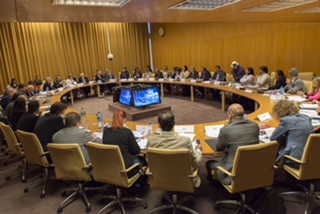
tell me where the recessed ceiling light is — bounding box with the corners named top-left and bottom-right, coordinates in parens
top-left (295, 7), bottom-right (320, 13)
top-left (52, 0), bottom-right (131, 7)
top-left (169, 0), bottom-right (241, 11)
top-left (243, 0), bottom-right (318, 12)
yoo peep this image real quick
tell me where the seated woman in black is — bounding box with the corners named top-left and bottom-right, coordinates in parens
top-left (268, 69), bottom-right (286, 90)
top-left (102, 109), bottom-right (146, 177)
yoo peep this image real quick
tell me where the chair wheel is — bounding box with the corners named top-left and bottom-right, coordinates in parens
top-left (24, 188), bottom-right (29, 193)
top-left (143, 203), bottom-right (148, 209)
top-left (61, 191), bottom-right (67, 197)
top-left (40, 193), bottom-right (45, 198)
top-left (5, 176), bottom-right (10, 181)
top-left (85, 207), bottom-right (91, 213)
top-left (57, 207), bottom-right (63, 213)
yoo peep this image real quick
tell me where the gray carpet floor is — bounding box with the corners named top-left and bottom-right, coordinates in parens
top-left (0, 94), bottom-right (317, 214)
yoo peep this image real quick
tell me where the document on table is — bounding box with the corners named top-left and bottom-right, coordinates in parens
top-left (287, 96), bottom-right (308, 102)
top-left (259, 127), bottom-right (275, 143)
top-left (299, 110), bottom-right (320, 119)
top-left (179, 133), bottom-right (196, 142)
top-left (299, 104), bottom-right (318, 110)
top-left (132, 131), bottom-right (147, 138)
top-left (93, 132), bottom-right (103, 139)
top-left (137, 138), bottom-right (148, 150)
top-left (205, 125), bottom-right (223, 138)
top-left (257, 112), bottom-right (272, 122)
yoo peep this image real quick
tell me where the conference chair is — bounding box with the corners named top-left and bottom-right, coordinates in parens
top-left (213, 141), bottom-right (278, 213)
top-left (270, 71), bottom-right (276, 86)
top-left (0, 122), bottom-right (26, 184)
top-left (47, 143), bottom-right (95, 213)
top-left (146, 148), bottom-right (199, 214)
top-left (85, 142), bottom-right (148, 214)
top-left (303, 80), bottom-right (313, 93)
top-left (299, 72), bottom-right (314, 81)
top-left (279, 134), bottom-right (320, 214)
top-left (15, 130), bottom-right (51, 198)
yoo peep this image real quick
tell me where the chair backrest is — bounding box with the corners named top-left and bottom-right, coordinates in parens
top-left (303, 80), bottom-right (313, 93)
top-left (298, 134), bottom-right (320, 180)
top-left (47, 143), bottom-right (91, 182)
top-left (270, 71), bottom-right (276, 86)
top-left (0, 122), bottom-right (24, 157)
top-left (16, 130), bottom-right (49, 168)
top-left (230, 141), bottom-right (278, 193)
top-left (86, 142), bottom-right (132, 188)
top-left (299, 72), bottom-right (314, 81)
top-left (226, 73), bottom-right (233, 82)
top-left (146, 148), bottom-right (195, 193)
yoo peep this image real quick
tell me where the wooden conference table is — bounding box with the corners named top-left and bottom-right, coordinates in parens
top-left (46, 79), bottom-right (278, 155)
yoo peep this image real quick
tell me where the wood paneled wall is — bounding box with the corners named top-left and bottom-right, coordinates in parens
top-left (151, 22), bottom-right (320, 76)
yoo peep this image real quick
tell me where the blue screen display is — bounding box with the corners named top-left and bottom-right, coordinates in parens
top-left (119, 88), bottom-right (132, 107)
top-left (132, 87), bottom-right (161, 108)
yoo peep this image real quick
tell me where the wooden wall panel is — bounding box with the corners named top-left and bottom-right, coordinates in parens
top-left (151, 22), bottom-right (320, 76)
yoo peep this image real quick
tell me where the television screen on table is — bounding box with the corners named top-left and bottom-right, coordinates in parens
top-left (132, 86), bottom-right (161, 108)
top-left (119, 88), bottom-right (132, 107)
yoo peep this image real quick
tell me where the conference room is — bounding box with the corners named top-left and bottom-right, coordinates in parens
top-left (1, 0), bottom-right (320, 213)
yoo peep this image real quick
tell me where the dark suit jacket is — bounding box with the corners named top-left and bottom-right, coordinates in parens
top-left (78, 77), bottom-right (89, 84)
top-left (214, 118), bottom-right (259, 184)
top-left (268, 77), bottom-right (286, 90)
top-left (34, 113), bottom-right (65, 152)
top-left (16, 112), bottom-right (40, 133)
top-left (213, 71), bottom-right (226, 81)
top-left (201, 70), bottom-right (211, 81)
top-left (102, 127), bottom-right (140, 168)
top-left (0, 94), bottom-right (12, 111)
top-left (187, 71), bottom-right (199, 79)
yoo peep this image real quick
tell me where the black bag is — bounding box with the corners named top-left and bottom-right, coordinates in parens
top-left (250, 187), bottom-right (287, 214)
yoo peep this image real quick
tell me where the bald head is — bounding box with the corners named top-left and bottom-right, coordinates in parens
top-left (227, 104), bottom-right (244, 119)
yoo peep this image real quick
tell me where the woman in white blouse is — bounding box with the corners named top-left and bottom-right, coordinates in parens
top-left (240, 67), bottom-right (255, 85)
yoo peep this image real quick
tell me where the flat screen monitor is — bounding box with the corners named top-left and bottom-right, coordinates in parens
top-left (119, 88), bottom-right (132, 107)
top-left (132, 86), bottom-right (161, 108)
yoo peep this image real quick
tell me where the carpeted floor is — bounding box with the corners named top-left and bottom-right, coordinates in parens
top-left (0, 94), bottom-right (317, 214)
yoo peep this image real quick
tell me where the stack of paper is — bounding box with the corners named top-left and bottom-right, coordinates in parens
top-left (132, 131), bottom-right (147, 138)
top-left (300, 104), bottom-right (318, 110)
top-left (137, 139), bottom-right (148, 149)
top-left (205, 125), bottom-right (223, 138)
top-left (179, 133), bottom-right (196, 142)
top-left (299, 110), bottom-right (320, 119)
top-left (287, 96), bottom-right (308, 102)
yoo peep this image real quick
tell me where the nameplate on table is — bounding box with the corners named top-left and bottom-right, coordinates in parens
top-left (244, 89), bottom-right (253, 94)
top-left (89, 81), bottom-right (95, 84)
top-left (257, 112), bottom-right (272, 122)
top-left (128, 78), bottom-right (134, 81)
top-left (205, 125), bottom-right (223, 138)
top-left (190, 79), bottom-right (196, 83)
top-left (137, 78), bottom-right (144, 81)
top-left (109, 79), bottom-right (117, 82)
top-left (120, 79), bottom-right (127, 82)
top-left (136, 125), bottom-right (148, 133)
top-left (149, 78), bottom-right (155, 81)
top-left (158, 78), bottom-right (164, 82)
top-left (169, 79), bottom-right (174, 82)
top-left (174, 125), bottom-right (194, 133)
top-left (180, 78), bottom-right (186, 82)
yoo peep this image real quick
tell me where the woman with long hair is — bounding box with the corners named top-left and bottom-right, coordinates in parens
top-left (102, 109), bottom-right (146, 176)
top-left (298, 76), bottom-right (320, 102)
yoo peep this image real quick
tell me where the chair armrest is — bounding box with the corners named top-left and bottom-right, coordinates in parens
top-left (216, 166), bottom-right (235, 177)
top-left (40, 151), bottom-right (49, 156)
top-left (81, 164), bottom-right (92, 172)
top-left (120, 163), bottom-right (141, 174)
top-left (188, 168), bottom-right (198, 178)
top-left (279, 155), bottom-right (305, 167)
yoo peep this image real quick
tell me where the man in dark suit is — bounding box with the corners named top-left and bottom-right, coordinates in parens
top-left (1, 86), bottom-right (15, 111)
top-left (34, 102), bottom-right (67, 155)
top-left (16, 100), bottom-right (41, 132)
top-left (78, 72), bottom-right (90, 96)
top-left (206, 104), bottom-right (259, 185)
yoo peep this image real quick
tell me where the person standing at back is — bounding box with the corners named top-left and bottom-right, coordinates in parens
top-left (206, 104), bottom-right (259, 185)
top-left (230, 61), bottom-right (245, 83)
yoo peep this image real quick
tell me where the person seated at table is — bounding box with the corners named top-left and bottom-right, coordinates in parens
top-left (78, 72), bottom-right (91, 97)
top-left (102, 109), bottom-right (146, 177)
top-left (34, 75), bottom-right (43, 92)
top-left (34, 102), bottom-right (67, 154)
top-left (43, 77), bottom-right (54, 91)
top-left (95, 70), bottom-right (105, 97)
top-left (53, 112), bottom-right (102, 164)
top-left (154, 68), bottom-right (164, 80)
top-left (66, 74), bottom-right (77, 87)
top-left (270, 99), bottom-right (313, 168)
top-left (104, 69), bottom-right (116, 94)
top-left (17, 84), bottom-right (27, 94)
top-left (147, 111), bottom-right (202, 187)
top-left (5, 92), bottom-right (24, 118)
top-left (254, 66), bottom-right (271, 88)
top-left (120, 67), bottom-right (130, 79)
top-left (268, 70), bottom-right (286, 90)
top-left (145, 68), bottom-right (153, 79)
top-left (297, 76), bottom-right (320, 102)
top-left (53, 75), bottom-right (63, 89)
top-left (187, 66), bottom-right (199, 80)
top-left (9, 78), bottom-right (19, 90)
top-left (212, 65), bottom-right (226, 82)
top-left (1, 86), bottom-right (15, 112)
top-left (25, 84), bottom-right (35, 98)
top-left (16, 100), bottom-right (42, 133)
top-left (132, 67), bottom-right (142, 79)
top-left (206, 104), bottom-right (259, 185)
top-left (195, 67), bottom-right (211, 97)
top-left (240, 67), bottom-right (255, 86)
top-left (283, 68), bottom-right (307, 94)
top-left (8, 96), bottom-right (27, 130)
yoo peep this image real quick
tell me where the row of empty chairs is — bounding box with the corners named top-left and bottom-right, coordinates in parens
top-left (1, 121), bottom-right (320, 213)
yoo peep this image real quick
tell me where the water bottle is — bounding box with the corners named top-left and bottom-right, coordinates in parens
top-left (97, 111), bottom-right (103, 129)
top-left (244, 114), bottom-right (248, 120)
top-left (80, 107), bottom-right (87, 128)
top-left (279, 86), bottom-right (284, 95)
top-left (149, 122), bottom-right (153, 136)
